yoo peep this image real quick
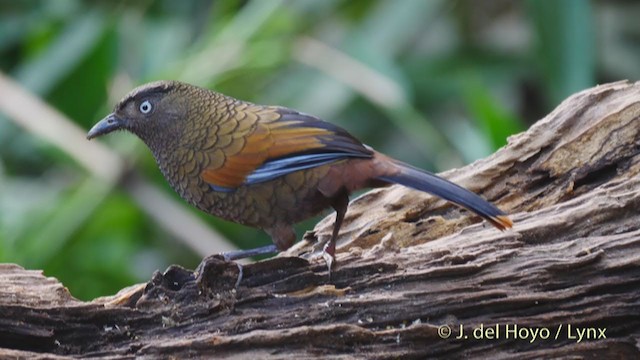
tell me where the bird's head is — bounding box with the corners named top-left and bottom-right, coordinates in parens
top-left (87, 80), bottom-right (190, 144)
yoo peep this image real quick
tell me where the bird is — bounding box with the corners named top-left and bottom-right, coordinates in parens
top-left (87, 80), bottom-right (512, 271)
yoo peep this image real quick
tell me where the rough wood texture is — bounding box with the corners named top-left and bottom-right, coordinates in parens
top-left (2, 81), bottom-right (640, 359)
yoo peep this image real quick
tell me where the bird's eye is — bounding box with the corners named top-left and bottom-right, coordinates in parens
top-left (139, 100), bottom-right (153, 114)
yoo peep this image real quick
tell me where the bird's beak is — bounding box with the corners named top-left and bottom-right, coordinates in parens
top-left (87, 113), bottom-right (123, 140)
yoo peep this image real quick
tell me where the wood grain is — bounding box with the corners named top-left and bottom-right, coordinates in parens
top-left (2, 81), bottom-right (639, 359)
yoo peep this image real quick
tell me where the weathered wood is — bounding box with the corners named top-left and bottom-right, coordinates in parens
top-left (2, 81), bottom-right (640, 359)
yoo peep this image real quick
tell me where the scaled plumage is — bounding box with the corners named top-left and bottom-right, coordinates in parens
top-left (88, 80), bottom-right (512, 267)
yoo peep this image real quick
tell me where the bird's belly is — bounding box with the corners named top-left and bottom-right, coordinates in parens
top-left (181, 165), bottom-right (334, 229)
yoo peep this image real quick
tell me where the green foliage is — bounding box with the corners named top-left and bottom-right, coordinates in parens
top-left (1, 0), bottom-right (636, 300)
top-left (527, 0), bottom-right (595, 105)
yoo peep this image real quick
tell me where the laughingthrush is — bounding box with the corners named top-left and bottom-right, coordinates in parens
top-left (88, 81), bottom-right (512, 269)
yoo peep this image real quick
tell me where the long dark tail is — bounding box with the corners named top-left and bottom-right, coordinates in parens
top-left (376, 160), bottom-right (512, 230)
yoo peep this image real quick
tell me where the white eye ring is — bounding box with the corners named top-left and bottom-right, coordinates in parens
top-left (139, 100), bottom-right (153, 114)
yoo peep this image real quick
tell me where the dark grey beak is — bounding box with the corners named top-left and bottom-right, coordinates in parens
top-left (87, 113), bottom-right (123, 140)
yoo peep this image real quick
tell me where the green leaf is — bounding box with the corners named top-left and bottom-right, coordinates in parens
top-left (462, 76), bottom-right (524, 150)
top-left (527, 0), bottom-right (595, 105)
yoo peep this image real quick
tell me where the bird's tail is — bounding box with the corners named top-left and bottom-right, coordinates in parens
top-left (375, 158), bottom-right (512, 230)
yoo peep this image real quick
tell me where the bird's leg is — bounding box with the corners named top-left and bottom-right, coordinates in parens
top-left (222, 244), bottom-right (279, 287)
top-left (196, 244), bottom-right (279, 289)
top-left (220, 244), bottom-right (279, 261)
top-left (323, 190), bottom-right (349, 276)
top-left (215, 224), bottom-right (293, 288)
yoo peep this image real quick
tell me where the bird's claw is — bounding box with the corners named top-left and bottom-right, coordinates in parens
top-left (233, 262), bottom-right (243, 289)
top-left (322, 240), bottom-right (336, 279)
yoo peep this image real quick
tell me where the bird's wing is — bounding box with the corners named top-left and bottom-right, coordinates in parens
top-left (200, 107), bottom-right (373, 191)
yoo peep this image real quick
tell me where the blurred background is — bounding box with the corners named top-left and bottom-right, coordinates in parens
top-left (1, 0), bottom-right (638, 300)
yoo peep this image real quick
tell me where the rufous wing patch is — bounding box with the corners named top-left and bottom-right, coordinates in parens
top-left (200, 120), bottom-right (333, 190)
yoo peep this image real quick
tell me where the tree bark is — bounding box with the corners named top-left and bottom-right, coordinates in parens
top-left (2, 81), bottom-right (640, 359)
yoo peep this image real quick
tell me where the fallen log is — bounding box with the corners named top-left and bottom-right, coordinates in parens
top-left (2, 81), bottom-right (639, 359)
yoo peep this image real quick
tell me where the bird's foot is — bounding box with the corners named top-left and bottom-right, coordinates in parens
top-left (220, 244), bottom-right (279, 288)
top-left (195, 244), bottom-right (280, 290)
